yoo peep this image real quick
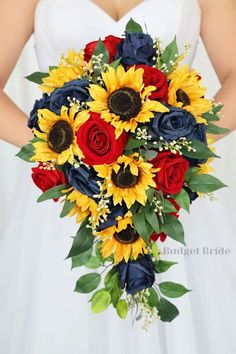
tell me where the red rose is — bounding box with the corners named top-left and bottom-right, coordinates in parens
top-left (32, 163), bottom-right (66, 201)
top-left (135, 64), bottom-right (168, 101)
top-left (76, 112), bottom-right (128, 166)
top-left (150, 232), bottom-right (167, 242)
top-left (84, 35), bottom-right (122, 63)
top-left (151, 151), bottom-right (189, 195)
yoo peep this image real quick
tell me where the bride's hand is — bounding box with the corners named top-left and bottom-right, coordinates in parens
top-left (0, 0), bottom-right (38, 147)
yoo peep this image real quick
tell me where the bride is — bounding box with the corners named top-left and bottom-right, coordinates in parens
top-left (0, 0), bottom-right (236, 353)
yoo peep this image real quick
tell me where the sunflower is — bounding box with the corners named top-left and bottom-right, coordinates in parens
top-left (168, 65), bottom-right (212, 124)
top-left (31, 107), bottom-right (89, 164)
top-left (40, 50), bottom-right (92, 93)
top-left (94, 153), bottom-right (158, 208)
top-left (66, 188), bottom-right (99, 225)
top-left (87, 65), bottom-right (169, 138)
top-left (96, 212), bottom-right (148, 264)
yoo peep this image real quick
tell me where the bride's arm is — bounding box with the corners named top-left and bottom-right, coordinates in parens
top-left (199, 0), bottom-right (236, 138)
top-left (0, 0), bottom-right (39, 147)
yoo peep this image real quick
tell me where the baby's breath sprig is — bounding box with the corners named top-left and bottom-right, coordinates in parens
top-left (67, 97), bottom-right (88, 113)
top-left (38, 161), bottom-right (57, 171)
top-left (158, 137), bottom-right (196, 155)
top-left (135, 127), bottom-right (152, 141)
top-left (127, 290), bottom-right (159, 330)
top-left (91, 54), bottom-right (109, 81)
top-left (91, 180), bottom-right (111, 230)
top-left (153, 38), bottom-right (163, 69)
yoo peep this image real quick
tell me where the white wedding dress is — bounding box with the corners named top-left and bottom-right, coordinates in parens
top-left (0, 0), bottom-right (236, 353)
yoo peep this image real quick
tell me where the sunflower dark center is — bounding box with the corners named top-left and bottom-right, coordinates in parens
top-left (114, 224), bottom-right (139, 244)
top-left (108, 87), bottom-right (142, 121)
top-left (176, 88), bottom-right (191, 107)
top-left (48, 120), bottom-right (73, 153)
top-left (111, 164), bottom-right (140, 188)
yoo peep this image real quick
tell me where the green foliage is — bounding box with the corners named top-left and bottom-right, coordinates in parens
top-left (161, 214), bottom-right (185, 245)
top-left (125, 137), bottom-right (146, 151)
top-left (156, 298), bottom-right (179, 322)
top-left (133, 210), bottom-right (152, 244)
top-left (162, 199), bottom-right (177, 213)
top-left (25, 71), bottom-right (48, 84)
top-left (92, 39), bottom-right (109, 78)
top-left (182, 139), bottom-right (219, 159)
top-left (71, 249), bottom-right (93, 269)
top-left (75, 273), bottom-right (101, 293)
top-left (116, 299), bottom-right (128, 319)
top-left (146, 288), bottom-right (159, 308)
top-left (125, 18), bottom-right (143, 33)
top-left (159, 282), bottom-right (190, 298)
top-left (109, 58), bottom-right (121, 69)
top-left (174, 189), bottom-right (190, 213)
top-left (60, 199), bottom-right (76, 218)
top-left (37, 184), bottom-right (69, 203)
top-left (105, 268), bottom-right (123, 307)
top-left (85, 256), bottom-right (102, 269)
top-left (66, 219), bottom-right (94, 259)
top-left (159, 37), bottom-right (178, 71)
top-left (154, 260), bottom-right (178, 273)
top-left (16, 143), bottom-right (35, 162)
top-left (206, 123), bottom-right (229, 135)
top-left (188, 174), bottom-right (227, 193)
top-left (91, 290), bottom-right (111, 313)
top-left (145, 208), bottom-right (160, 234)
top-left (184, 167), bottom-right (199, 182)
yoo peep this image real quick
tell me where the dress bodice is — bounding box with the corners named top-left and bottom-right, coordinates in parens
top-left (34, 0), bottom-right (201, 71)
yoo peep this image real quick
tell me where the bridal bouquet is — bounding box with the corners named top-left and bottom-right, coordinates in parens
top-left (17, 19), bottom-right (227, 327)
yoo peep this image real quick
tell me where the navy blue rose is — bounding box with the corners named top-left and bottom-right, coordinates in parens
top-left (28, 93), bottom-right (50, 130)
top-left (184, 186), bottom-right (198, 203)
top-left (149, 105), bottom-right (196, 142)
top-left (116, 255), bottom-right (155, 295)
top-left (65, 163), bottom-right (101, 200)
top-left (97, 203), bottom-right (127, 231)
top-left (116, 32), bottom-right (156, 66)
top-left (50, 79), bottom-right (91, 115)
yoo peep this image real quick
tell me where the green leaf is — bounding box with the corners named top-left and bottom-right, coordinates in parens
top-left (146, 187), bottom-right (155, 203)
top-left (85, 256), bottom-right (102, 269)
top-left (157, 298), bottom-right (179, 322)
top-left (16, 143), bottom-right (35, 162)
top-left (25, 72), bottom-right (48, 84)
top-left (49, 66), bottom-right (58, 71)
top-left (145, 209), bottom-right (160, 234)
top-left (125, 137), bottom-right (146, 150)
top-left (174, 189), bottom-right (190, 213)
top-left (116, 299), bottom-right (128, 319)
top-left (66, 220), bottom-right (94, 259)
top-left (109, 58), bottom-right (121, 69)
top-left (184, 167), bottom-right (199, 182)
top-left (182, 139), bottom-right (219, 159)
top-left (75, 273), bottom-right (101, 293)
top-left (92, 39), bottom-right (109, 76)
top-left (161, 214), bottom-right (185, 245)
top-left (125, 18), bottom-right (143, 33)
top-left (160, 37), bottom-right (178, 71)
top-left (145, 150), bottom-right (158, 161)
top-left (155, 260), bottom-right (177, 273)
top-left (37, 184), bottom-right (68, 203)
top-left (151, 242), bottom-right (159, 259)
top-left (134, 211), bottom-right (151, 244)
top-left (163, 199), bottom-right (177, 213)
top-left (130, 202), bottom-right (140, 215)
top-left (60, 199), bottom-right (76, 218)
top-left (146, 288), bottom-right (159, 308)
top-left (105, 268), bottom-right (117, 290)
top-left (71, 248), bottom-right (93, 269)
top-left (188, 174), bottom-right (227, 193)
top-left (91, 290), bottom-right (111, 313)
top-left (159, 282), bottom-right (191, 298)
top-left (206, 123), bottom-right (230, 135)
